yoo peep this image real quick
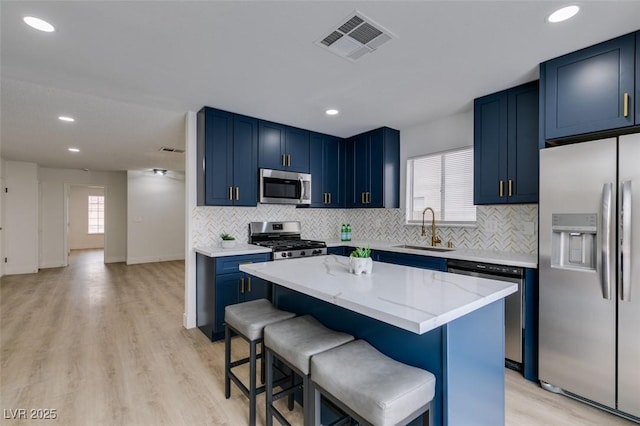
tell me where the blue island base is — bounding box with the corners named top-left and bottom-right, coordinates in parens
top-left (272, 285), bottom-right (506, 426)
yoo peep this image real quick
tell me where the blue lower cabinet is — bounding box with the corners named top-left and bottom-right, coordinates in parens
top-left (327, 246), bottom-right (346, 256)
top-left (196, 253), bottom-right (271, 342)
top-left (375, 250), bottom-right (447, 271)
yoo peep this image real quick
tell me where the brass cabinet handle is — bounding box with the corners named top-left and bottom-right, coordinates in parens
top-left (508, 180), bottom-right (513, 197)
top-left (247, 277), bottom-right (252, 293)
top-left (240, 278), bottom-right (245, 294)
top-left (499, 180), bottom-right (504, 197)
top-left (361, 192), bottom-right (365, 204)
top-left (328, 193), bottom-right (332, 204)
top-left (228, 186), bottom-right (233, 201)
top-left (282, 154), bottom-right (286, 166)
top-left (287, 154), bottom-right (291, 167)
top-left (235, 187), bottom-right (240, 201)
top-left (623, 93), bottom-right (629, 118)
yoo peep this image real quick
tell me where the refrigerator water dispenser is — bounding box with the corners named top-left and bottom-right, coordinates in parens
top-left (551, 213), bottom-right (597, 271)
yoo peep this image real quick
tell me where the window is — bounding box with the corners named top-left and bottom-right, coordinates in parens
top-left (88, 195), bottom-right (104, 234)
top-left (406, 147), bottom-right (476, 224)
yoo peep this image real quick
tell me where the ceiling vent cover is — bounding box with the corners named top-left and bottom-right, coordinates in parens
top-left (159, 147), bottom-right (185, 153)
top-left (315, 11), bottom-right (395, 62)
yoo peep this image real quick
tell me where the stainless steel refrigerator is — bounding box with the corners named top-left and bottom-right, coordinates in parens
top-left (539, 134), bottom-right (639, 421)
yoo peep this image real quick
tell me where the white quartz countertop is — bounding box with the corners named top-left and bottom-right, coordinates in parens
top-left (240, 255), bottom-right (517, 335)
top-left (194, 244), bottom-right (272, 258)
top-left (325, 240), bottom-right (537, 268)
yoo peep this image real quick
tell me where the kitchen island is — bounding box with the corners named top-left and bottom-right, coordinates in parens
top-left (241, 254), bottom-right (517, 426)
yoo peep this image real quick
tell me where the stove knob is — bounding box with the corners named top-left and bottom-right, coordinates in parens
top-left (300, 251), bottom-right (306, 256)
top-left (312, 249), bottom-right (320, 255)
top-left (288, 252), bottom-right (293, 258)
top-left (281, 252), bottom-right (287, 258)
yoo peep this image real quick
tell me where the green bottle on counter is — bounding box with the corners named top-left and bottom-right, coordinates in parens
top-left (346, 224), bottom-right (351, 241)
top-left (341, 224), bottom-right (346, 241)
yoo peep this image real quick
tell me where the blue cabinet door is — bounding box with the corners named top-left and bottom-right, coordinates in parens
top-left (368, 129), bottom-right (384, 207)
top-left (310, 132), bottom-right (344, 207)
top-left (507, 82), bottom-right (539, 203)
top-left (474, 92), bottom-right (508, 205)
top-left (349, 134), bottom-right (369, 207)
top-left (199, 107), bottom-right (234, 206)
top-left (259, 121), bottom-right (286, 170)
top-left (244, 276), bottom-right (271, 301)
top-left (285, 126), bottom-right (310, 173)
top-left (375, 250), bottom-right (447, 271)
top-left (324, 135), bottom-right (344, 207)
top-left (233, 114), bottom-right (258, 206)
top-left (309, 133), bottom-right (325, 206)
top-left (543, 33), bottom-right (635, 139)
top-left (214, 273), bottom-right (242, 335)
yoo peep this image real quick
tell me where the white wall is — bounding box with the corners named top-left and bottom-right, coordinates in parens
top-left (39, 168), bottom-right (127, 267)
top-left (69, 186), bottom-right (105, 250)
top-left (3, 160), bottom-right (39, 275)
top-left (400, 110), bottom-right (474, 208)
top-left (127, 170), bottom-right (185, 265)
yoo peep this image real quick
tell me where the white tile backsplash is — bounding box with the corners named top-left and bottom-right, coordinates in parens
top-left (193, 204), bottom-right (538, 254)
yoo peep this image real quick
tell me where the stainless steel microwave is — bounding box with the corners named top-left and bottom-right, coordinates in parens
top-left (259, 169), bottom-right (311, 205)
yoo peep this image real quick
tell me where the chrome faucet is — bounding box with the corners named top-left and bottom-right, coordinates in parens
top-left (421, 207), bottom-right (442, 247)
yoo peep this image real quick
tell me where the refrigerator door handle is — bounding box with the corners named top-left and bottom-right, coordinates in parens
top-left (601, 183), bottom-right (613, 300)
top-left (621, 180), bottom-right (632, 301)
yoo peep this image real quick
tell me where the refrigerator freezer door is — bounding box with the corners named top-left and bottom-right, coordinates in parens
top-left (618, 133), bottom-right (640, 418)
top-left (539, 138), bottom-right (617, 408)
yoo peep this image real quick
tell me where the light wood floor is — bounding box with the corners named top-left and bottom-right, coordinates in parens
top-left (1, 249), bottom-right (635, 425)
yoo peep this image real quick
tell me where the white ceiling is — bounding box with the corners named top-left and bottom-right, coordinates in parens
top-left (2, 1), bottom-right (639, 172)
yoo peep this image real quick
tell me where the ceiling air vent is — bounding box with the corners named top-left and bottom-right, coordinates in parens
top-left (315, 11), bottom-right (395, 62)
top-left (159, 147), bottom-right (185, 153)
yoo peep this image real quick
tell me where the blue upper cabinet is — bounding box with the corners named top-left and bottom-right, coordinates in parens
top-left (310, 132), bottom-right (345, 208)
top-left (233, 114), bottom-right (259, 206)
top-left (541, 32), bottom-right (636, 140)
top-left (258, 120), bottom-right (310, 173)
top-left (197, 107), bottom-right (258, 206)
top-left (346, 127), bottom-right (399, 208)
top-left (474, 81), bottom-right (539, 205)
top-left (258, 121), bottom-right (285, 170)
top-left (474, 92), bottom-right (508, 205)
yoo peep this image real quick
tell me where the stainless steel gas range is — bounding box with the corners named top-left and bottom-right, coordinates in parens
top-left (248, 221), bottom-right (327, 260)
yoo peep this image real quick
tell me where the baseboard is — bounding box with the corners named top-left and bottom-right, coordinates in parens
top-left (39, 261), bottom-right (66, 269)
top-left (104, 255), bottom-right (126, 263)
top-left (126, 254), bottom-right (185, 265)
top-left (183, 312), bottom-right (197, 329)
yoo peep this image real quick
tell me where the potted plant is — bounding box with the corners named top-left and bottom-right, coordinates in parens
top-left (349, 246), bottom-right (373, 275)
top-left (220, 233), bottom-right (236, 249)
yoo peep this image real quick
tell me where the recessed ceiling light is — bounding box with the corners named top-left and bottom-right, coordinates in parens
top-left (547, 5), bottom-right (580, 23)
top-left (68, 148), bottom-right (80, 153)
top-left (23, 16), bottom-right (55, 32)
top-left (58, 116), bottom-right (75, 122)
top-left (325, 109), bottom-right (339, 116)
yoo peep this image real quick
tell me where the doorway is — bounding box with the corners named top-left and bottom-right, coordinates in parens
top-left (66, 185), bottom-right (106, 264)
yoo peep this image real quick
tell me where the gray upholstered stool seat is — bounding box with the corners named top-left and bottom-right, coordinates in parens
top-left (264, 315), bottom-right (354, 426)
top-left (311, 339), bottom-right (436, 426)
top-left (224, 299), bottom-right (295, 426)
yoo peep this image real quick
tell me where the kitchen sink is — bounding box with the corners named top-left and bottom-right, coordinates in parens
top-left (393, 244), bottom-right (455, 252)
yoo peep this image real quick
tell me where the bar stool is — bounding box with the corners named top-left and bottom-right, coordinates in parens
top-left (264, 315), bottom-right (354, 426)
top-left (310, 339), bottom-right (437, 426)
top-left (225, 299), bottom-right (296, 426)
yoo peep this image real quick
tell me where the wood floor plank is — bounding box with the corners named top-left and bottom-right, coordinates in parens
top-left (1, 249), bottom-right (634, 425)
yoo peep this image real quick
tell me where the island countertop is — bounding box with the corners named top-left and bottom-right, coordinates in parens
top-left (240, 254), bottom-right (517, 335)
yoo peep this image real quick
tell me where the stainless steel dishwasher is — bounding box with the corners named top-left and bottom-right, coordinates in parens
top-left (447, 259), bottom-right (525, 370)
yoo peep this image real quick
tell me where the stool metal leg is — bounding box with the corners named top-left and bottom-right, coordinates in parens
top-left (225, 325), bottom-right (231, 399)
top-left (265, 348), bottom-right (274, 426)
top-left (249, 340), bottom-right (258, 426)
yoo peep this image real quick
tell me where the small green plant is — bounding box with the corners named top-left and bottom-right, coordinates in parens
top-left (350, 246), bottom-right (371, 258)
top-left (220, 233), bottom-right (235, 241)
